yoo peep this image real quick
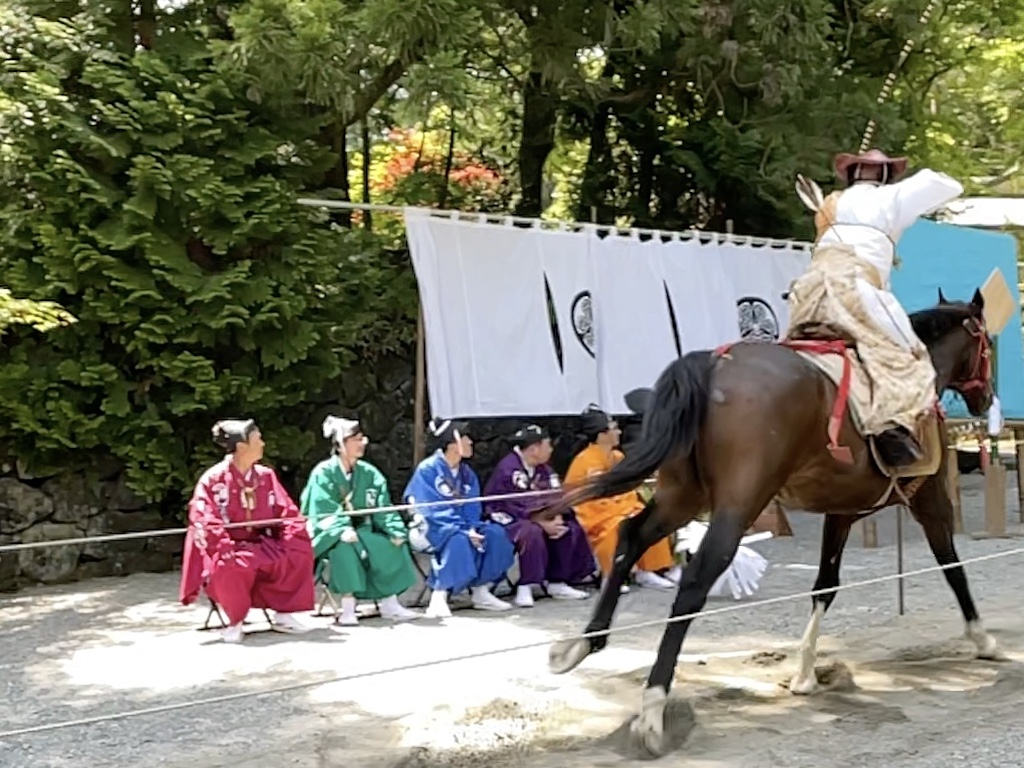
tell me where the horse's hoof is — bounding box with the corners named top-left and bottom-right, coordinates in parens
top-left (549, 637), bottom-right (591, 674)
top-left (629, 686), bottom-right (667, 758)
top-left (788, 675), bottom-right (818, 696)
top-left (976, 642), bottom-right (1009, 662)
top-left (967, 623), bottom-right (1009, 661)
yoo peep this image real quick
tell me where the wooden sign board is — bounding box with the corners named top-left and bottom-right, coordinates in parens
top-left (981, 267), bottom-right (1016, 335)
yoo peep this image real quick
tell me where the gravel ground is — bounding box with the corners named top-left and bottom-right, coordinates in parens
top-left (1, 472), bottom-right (1024, 767)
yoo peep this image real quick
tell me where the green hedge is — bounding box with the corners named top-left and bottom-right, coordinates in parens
top-left (0, 13), bottom-right (416, 510)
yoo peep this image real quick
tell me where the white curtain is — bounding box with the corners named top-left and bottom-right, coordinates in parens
top-left (537, 228), bottom-right (601, 410)
top-left (715, 241), bottom-right (809, 342)
top-left (590, 234), bottom-right (734, 413)
top-left (660, 237), bottom-right (743, 352)
top-left (405, 210), bottom-right (601, 417)
top-left (404, 209), bottom-right (811, 418)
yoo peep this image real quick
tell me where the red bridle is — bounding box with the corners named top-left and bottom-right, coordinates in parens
top-left (951, 315), bottom-right (992, 397)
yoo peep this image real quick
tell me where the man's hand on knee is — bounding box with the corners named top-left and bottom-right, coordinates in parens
top-left (340, 528), bottom-right (358, 544)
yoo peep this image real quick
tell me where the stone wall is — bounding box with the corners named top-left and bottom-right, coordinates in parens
top-left (0, 349), bottom-right (645, 592)
top-left (0, 472), bottom-right (182, 592)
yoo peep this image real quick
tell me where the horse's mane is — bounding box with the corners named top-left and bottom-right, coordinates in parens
top-left (908, 303), bottom-right (974, 346)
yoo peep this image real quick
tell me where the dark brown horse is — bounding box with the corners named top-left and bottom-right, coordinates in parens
top-left (542, 290), bottom-right (1001, 758)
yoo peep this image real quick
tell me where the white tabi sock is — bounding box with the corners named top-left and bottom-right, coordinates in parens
top-left (380, 594), bottom-right (421, 621)
top-left (515, 584), bottom-right (535, 607)
top-left (471, 585), bottom-right (512, 611)
top-left (337, 595), bottom-right (359, 626)
top-left (426, 589), bottom-right (452, 618)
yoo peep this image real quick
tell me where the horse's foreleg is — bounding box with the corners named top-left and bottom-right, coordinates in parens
top-left (631, 509), bottom-right (746, 757)
top-left (910, 475), bottom-right (1004, 660)
top-left (549, 499), bottom-right (667, 674)
top-left (789, 513), bottom-right (855, 694)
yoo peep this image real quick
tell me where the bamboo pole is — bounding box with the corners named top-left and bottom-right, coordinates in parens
top-left (412, 306), bottom-right (426, 466)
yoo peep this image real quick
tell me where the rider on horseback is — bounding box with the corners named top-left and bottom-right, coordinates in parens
top-left (787, 149), bottom-right (964, 467)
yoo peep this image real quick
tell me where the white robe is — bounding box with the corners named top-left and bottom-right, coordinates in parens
top-left (817, 169), bottom-right (964, 349)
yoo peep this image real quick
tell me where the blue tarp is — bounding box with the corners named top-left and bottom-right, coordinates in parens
top-left (892, 219), bottom-right (1022, 419)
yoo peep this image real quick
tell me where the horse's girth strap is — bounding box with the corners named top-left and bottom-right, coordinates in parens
top-left (781, 339), bottom-right (854, 464)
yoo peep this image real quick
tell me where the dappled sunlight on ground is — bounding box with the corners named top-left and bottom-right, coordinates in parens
top-left (5, 483), bottom-right (1024, 766)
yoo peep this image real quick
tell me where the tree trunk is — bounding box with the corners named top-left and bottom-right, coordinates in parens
top-left (631, 112), bottom-right (659, 227)
top-left (576, 104), bottom-right (612, 223)
top-left (515, 71), bottom-right (557, 218)
top-left (320, 120), bottom-right (351, 228)
top-left (438, 113), bottom-right (457, 209)
top-left (136, 0), bottom-right (156, 50)
top-left (361, 118), bottom-right (372, 231)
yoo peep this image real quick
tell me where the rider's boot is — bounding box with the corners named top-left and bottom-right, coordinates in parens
top-left (874, 425), bottom-right (924, 467)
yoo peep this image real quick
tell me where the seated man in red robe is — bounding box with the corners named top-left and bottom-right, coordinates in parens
top-left (179, 418), bottom-right (316, 643)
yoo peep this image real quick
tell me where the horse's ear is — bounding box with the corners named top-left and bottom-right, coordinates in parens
top-left (937, 288), bottom-right (948, 305)
top-left (972, 288), bottom-right (985, 308)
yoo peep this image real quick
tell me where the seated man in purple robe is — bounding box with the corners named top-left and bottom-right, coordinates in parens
top-left (483, 424), bottom-right (596, 607)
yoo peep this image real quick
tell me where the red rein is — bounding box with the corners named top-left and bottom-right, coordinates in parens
top-left (955, 317), bottom-right (992, 398)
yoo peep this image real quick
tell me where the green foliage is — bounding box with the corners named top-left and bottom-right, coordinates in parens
top-left (0, 6), bottom-right (415, 505)
top-left (0, 290), bottom-right (76, 335)
top-left (2, 0), bottom-right (1023, 520)
top-left (903, 3), bottom-right (1024, 192)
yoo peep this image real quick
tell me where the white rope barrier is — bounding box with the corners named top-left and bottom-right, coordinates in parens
top-left (1, 542), bottom-right (1022, 740)
top-left (0, 482), bottom-right (655, 554)
top-left (296, 198), bottom-right (815, 251)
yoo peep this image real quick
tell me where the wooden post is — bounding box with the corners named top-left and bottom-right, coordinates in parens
top-left (1015, 428), bottom-right (1024, 524)
top-left (982, 459), bottom-right (1008, 537)
top-left (857, 517), bottom-right (878, 548)
top-left (774, 503), bottom-right (793, 537)
top-left (412, 304), bottom-right (427, 466)
top-left (946, 446), bottom-right (963, 534)
top-left (750, 500), bottom-right (792, 537)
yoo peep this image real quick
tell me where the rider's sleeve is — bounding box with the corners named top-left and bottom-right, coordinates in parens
top-left (890, 169), bottom-right (964, 232)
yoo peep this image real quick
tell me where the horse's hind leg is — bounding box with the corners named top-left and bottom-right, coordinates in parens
top-left (789, 513), bottom-right (856, 694)
top-left (549, 498), bottom-right (672, 674)
top-left (909, 474), bottom-right (1004, 660)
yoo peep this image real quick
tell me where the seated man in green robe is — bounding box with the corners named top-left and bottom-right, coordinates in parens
top-left (300, 415), bottom-right (421, 626)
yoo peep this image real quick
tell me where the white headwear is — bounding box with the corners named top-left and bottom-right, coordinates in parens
top-left (322, 415), bottom-right (364, 455)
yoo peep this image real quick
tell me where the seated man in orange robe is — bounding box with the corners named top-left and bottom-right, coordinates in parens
top-left (564, 407), bottom-right (679, 591)
top-left (179, 418), bottom-right (316, 643)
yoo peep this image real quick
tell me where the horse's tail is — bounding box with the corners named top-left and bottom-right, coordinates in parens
top-left (545, 350), bottom-right (715, 516)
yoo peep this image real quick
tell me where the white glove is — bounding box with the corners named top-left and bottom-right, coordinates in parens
top-left (340, 528), bottom-right (358, 544)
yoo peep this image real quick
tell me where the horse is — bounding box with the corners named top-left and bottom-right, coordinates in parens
top-left (541, 289), bottom-right (1000, 758)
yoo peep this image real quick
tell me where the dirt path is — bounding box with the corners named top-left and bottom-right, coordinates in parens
top-left (2, 473), bottom-right (1024, 767)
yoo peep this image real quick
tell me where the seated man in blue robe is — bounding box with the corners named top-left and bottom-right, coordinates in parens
top-left (403, 418), bottom-right (515, 618)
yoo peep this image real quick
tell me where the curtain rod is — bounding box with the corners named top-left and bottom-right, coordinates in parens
top-left (295, 197), bottom-right (815, 251)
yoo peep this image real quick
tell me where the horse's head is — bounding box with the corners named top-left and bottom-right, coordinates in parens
top-left (911, 288), bottom-right (993, 417)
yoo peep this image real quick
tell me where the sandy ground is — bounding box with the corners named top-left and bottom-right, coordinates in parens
top-left (3, 473), bottom-right (1024, 768)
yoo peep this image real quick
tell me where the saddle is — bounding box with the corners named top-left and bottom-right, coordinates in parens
top-left (783, 323), bottom-right (941, 481)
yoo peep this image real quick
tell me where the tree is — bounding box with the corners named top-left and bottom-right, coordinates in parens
top-left (901, 6), bottom-right (1024, 192)
top-left (0, 4), bottom-right (407, 505)
top-left (2, 0), bottom-right (1022, 516)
